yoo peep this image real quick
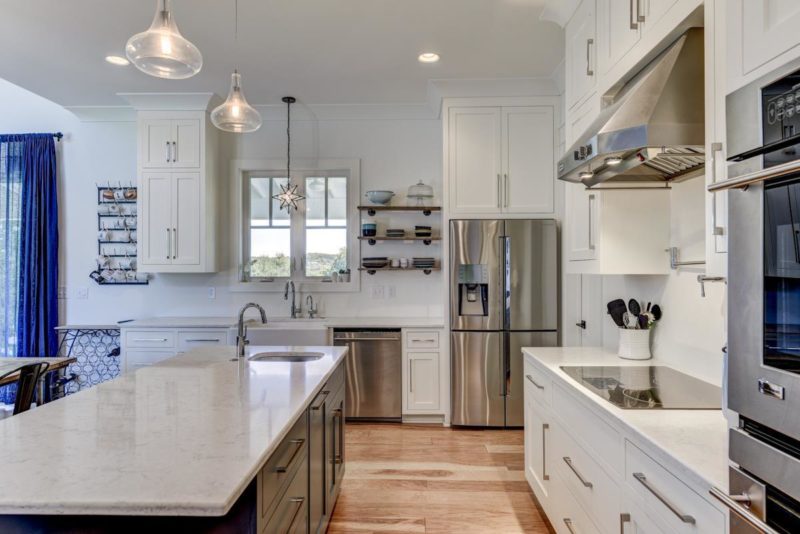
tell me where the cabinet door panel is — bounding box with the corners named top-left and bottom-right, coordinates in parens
top-left (503, 107), bottom-right (555, 214)
top-left (566, 0), bottom-right (597, 110)
top-left (566, 184), bottom-right (598, 261)
top-left (172, 172), bottom-right (201, 265)
top-left (598, 0), bottom-right (641, 74)
top-left (407, 352), bottom-right (440, 411)
top-left (140, 120), bottom-right (173, 168)
top-left (172, 119), bottom-right (201, 168)
top-left (139, 172), bottom-right (173, 266)
top-left (640, 0), bottom-right (678, 35)
top-left (742, 0), bottom-right (800, 75)
top-left (524, 395), bottom-right (550, 502)
top-left (448, 107), bottom-right (502, 214)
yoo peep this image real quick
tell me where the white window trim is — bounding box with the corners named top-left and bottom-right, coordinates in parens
top-left (229, 158), bottom-right (361, 293)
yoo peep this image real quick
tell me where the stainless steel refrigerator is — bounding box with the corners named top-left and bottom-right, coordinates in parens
top-left (450, 219), bottom-right (558, 427)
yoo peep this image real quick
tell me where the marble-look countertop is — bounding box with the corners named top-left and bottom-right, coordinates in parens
top-left (122, 316), bottom-right (446, 329)
top-left (0, 345), bottom-right (347, 516)
top-left (522, 347), bottom-right (729, 493)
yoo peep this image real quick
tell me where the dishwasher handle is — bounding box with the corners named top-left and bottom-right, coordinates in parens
top-left (334, 336), bottom-right (401, 342)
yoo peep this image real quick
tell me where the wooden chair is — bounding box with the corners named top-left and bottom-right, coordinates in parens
top-left (0, 362), bottom-right (50, 415)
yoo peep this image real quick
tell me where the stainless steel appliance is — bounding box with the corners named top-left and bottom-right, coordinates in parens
top-left (557, 29), bottom-right (705, 188)
top-left (712, 62), bottom-right (800, 533)
top-left (450, 219), bottom-right (558, 427)
top-left (333, 329), bottom-right (401, 422)
top-left (560, 366), bottom-right (721, 410)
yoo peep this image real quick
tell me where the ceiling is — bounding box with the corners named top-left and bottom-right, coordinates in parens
top-left (0, 0), bottom-right (564, 107)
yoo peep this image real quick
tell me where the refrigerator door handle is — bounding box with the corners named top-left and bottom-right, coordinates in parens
top-left (504, 334), bottom-right (511, 397)
top-left (504, 236), bottom-right (511, 330)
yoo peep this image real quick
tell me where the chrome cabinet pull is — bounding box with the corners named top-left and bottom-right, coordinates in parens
top-left (172, 227), bottom-right (177, 259)
top-left (619, 513), bottom-right (630, 534)
top-left (563, 518), bottom-right (578, 534)
top-left (586, 38), bottom-right (594, 76)
top-left (184, 338), bottom-right (221, 343)
top-left (526, 374), bottom-right (544, 390)
top-left (165, 141), bottom-right (171, 163)
top-left (710, 142), bottom-right (724, 236)
top-left (563, 457), bottom-right (593, 488)
top-left (588, 194), bottom-right (596, 250)
top-left (497, 174), bottom-right (502, 208)
top-left (311, 390), bottom-right (329, 410)
top-left (409, 360), bottom-right (413, 393)
top-left (504, 174), bottom-right (509, 207)
top-left (709, 488), bottom-right (778, 534)
top-left (629, 0), bottom-right (639, 29)
top-left (633, 472), bottom-right (695, 524)
top-left (172, 141), bottom-right (177, 163)
top-left (542, 423), bottom-right (550, 481)
top-left (133, 338), bottom-right (168, 342)
top-left (637, 0), bottom-right (646, 23)
top-left (275, 438), bottom-right (305, 473)
top-left (166, 228), bottom-right (171, 259)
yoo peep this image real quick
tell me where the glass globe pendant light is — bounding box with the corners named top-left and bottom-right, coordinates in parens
top-left (211, 0), bottom-right (262, 133)
top-left (125, 0), bottom-right (203, 79)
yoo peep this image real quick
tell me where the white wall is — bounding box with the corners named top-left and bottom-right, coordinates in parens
top-left (0, 79), bottom-right (444, 325)
top-left (599, 178), bottom-right (727, 385)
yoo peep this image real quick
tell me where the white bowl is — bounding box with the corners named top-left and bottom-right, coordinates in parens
top-left (365, 191), bottom-right (395, 205)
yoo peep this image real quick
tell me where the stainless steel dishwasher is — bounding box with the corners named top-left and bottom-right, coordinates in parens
top-left (333, 329), bottom-right (402, 422)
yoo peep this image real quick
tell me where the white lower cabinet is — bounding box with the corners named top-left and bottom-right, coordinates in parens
top-left (402, 329), bottom-right (444, 417)
top-left (523, 355), bottom-right (727, 534)
top-left (121, 327), bottom-right (229, 373)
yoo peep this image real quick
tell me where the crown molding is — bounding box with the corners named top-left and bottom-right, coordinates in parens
top-left (64, 106), bottom-right (136, 122)
top-left (427, 77), bottom-right (562, 117)
top-left (116, 92), bottom-right (216, 111)
top-left (539, 0), bottom-right (581, 28)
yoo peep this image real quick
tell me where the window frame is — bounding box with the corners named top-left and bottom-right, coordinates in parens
top-left (231, 158), bottom-right (360, 293)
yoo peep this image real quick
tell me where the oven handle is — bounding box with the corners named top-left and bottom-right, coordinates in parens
top-left (709, 157), bottom-right (800, 193)
top-left (709, 487), bottom-right (779, 534)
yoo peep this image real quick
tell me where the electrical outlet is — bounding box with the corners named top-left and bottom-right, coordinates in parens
top-left (208, 287), bottom-right (216, 299)
top-left (370, 285), bottom-right (385, 299)
top-left (76, 287), bottom-right (89, 300)
top-left (57, 286), bottom-right (68, 299)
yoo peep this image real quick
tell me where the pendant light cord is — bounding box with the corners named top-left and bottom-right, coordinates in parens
top-left (234, 0), bottom-right (239, 70)
top-left (286, 99), bottom-right (291, 183)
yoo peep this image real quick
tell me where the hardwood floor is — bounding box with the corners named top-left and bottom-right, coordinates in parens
top-left (328, 423), bottom-right (553, 534)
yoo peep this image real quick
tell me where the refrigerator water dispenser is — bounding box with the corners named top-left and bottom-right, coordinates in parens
top-left (457, 264), bottom-right (489, 316)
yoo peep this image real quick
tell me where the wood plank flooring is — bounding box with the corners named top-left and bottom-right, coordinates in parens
top-left (328, 424), bottom-right (553, 534)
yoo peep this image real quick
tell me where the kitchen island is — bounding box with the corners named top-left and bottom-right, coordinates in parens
top-left (0, 345), bottom-right (347, 533)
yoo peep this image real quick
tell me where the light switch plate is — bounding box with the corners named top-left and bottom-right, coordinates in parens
top-left (370, 285), bottom-right (385, 299)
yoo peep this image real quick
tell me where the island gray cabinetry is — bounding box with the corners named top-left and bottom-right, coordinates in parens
top-left (309, 360), bottom-right (346, 534)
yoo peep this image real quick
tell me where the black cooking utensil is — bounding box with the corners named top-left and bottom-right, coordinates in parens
top-left (638, 314), bottom-right (649, 329)
top-left (651, 304), bottom-right (662, 321)
top-left (646, 302), bottom-right (652, 313)
top-left (606, 299), bottom-right (627, 327)
top-left (628, 299), bottom-right (641, 317)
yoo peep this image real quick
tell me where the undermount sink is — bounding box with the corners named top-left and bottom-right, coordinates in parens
top-left (248, 351), bottom-right (325, 362)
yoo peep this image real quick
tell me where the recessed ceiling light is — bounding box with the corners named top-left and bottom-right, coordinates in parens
top-left (105, 55), bottom-right (130, 66)
top-left (418, 52), bottom-right (440, 63)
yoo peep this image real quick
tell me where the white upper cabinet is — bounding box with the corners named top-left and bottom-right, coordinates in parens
top-left (597, 0), bottom-right (641, 75)
top-left (503, 107), bottom-right (555, 214)
top-left (137, 111), bottom-right (217, 273)
top-left (740, 0), bottom-right (800, 76)
top-left (448, 107), bottom-right (503, 214)
top-left (565, 0), bottom-right (597, 110)
top-left (140, 118), bottom-right (201, 169)
top-left (446, 100), bottom-right (557, 217)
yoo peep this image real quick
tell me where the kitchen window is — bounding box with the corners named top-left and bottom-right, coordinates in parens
top-left (238, 160), bottom-right (360, 291)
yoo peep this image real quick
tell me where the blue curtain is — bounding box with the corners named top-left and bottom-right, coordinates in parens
top-left (0, 134), bottom-right (58, 404)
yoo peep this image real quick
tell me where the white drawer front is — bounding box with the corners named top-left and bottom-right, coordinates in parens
top-left (125, 330), bottom-right (176, 349)
top-left (554, 381), bottom-right (623, 475)
top-left (523, 358), bottom-right (550, 407)
top-left (177, 330), bottom-right (228, 351)
top-left (405, 330), bottom-right (440, 349)
top-left (125, 349), bottom-right (176, 372)
top-left (625, 441), bottom-right (724, 533)
top-left (550, 470), bottom-right (603, 534)
top-left (552, 420), bottom-right (620, 534)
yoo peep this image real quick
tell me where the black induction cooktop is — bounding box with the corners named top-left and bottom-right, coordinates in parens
top-left (559, 365), bottom-right (722, 409)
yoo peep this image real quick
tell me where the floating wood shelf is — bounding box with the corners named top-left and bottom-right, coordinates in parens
top-left (358, 236), bottom-right (439, 246)
top-left (358, 266), bottom-right (440, 275)
top-left (358, 205), bottom-right (441, 216)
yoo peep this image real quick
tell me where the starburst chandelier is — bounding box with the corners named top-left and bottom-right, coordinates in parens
top-left (272, 96), bottom-right (305, 211)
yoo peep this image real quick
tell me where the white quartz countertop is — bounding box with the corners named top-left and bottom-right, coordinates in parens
top-left (522, 347), bottom-right (729, 493)
top-left (0, 345), bottom-right (347, 516)
top-left (122, 316), bottom-right (446, 329)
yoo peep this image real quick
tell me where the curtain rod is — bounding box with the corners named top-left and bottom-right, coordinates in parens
top-left (53, 132), bottom-right (63, 141)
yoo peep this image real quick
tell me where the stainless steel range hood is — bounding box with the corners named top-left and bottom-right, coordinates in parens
top-left (557, 28), bottom-right (705, 188)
